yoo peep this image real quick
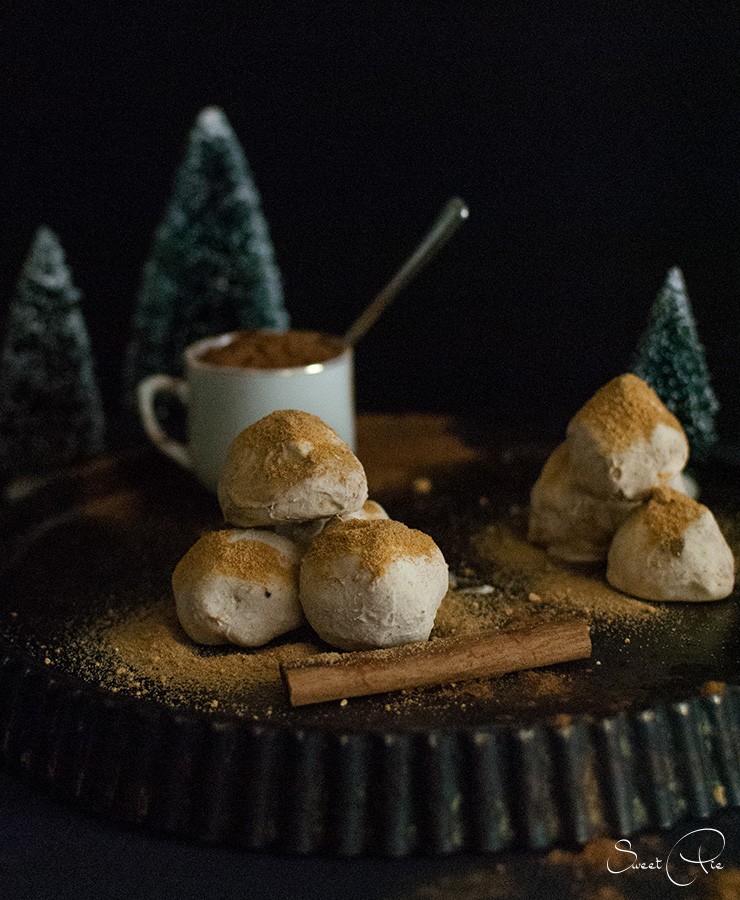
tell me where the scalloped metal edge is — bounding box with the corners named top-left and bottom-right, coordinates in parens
top-left (0, 644), bottom-right (738, 856)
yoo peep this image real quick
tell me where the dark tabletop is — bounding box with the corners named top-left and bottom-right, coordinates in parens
top-left (5, 762), bottom-right (740, 900)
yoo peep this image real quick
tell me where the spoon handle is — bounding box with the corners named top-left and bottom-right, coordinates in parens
top-left (343, 196), bottom-right (469, 346)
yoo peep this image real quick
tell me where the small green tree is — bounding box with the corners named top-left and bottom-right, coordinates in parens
top-left (631, 267), bottom-right (719, 459)
top-left (0, 227), bottom-right (105, 483)
top-left (124, 106), bottom-right (289, 400)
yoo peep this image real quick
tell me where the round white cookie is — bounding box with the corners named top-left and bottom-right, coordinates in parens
top-left (218, 409), bottom-right (368, 527)
top-left (172, 529), bottom-right (304, 646)
top-left (528, 442), bottom-right (642, 562)
top-left (607, 488), bottom-right (735, 602)
top-left (566, 374), bottom-right (689, 500)
top-left (299, 518), bottom-right (448, 651)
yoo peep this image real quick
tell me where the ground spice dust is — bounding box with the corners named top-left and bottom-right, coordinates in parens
top-left (172, 530), bottom-right (296, 591)
top-left (472, 520), bottom-right (674, 629)
top-left (221, 409), bottom-right (361, 504)
top-left (426, 667), bottom-right (574, 708)
top-left (199, 330), bottom-right (345, 369)
top-left (393, 838), bottom-right (740, 899)
top-left (544, 834), bottom-right (729, 898)
top-left (431, 578), bottom-right (564, 641)
top-left (367, 588), bottom-right (580, 715)
top-left (640, 486), bottom-right (704, 554)
top-left (571, 373), bottom-right (683, 453)
top-left (57, 500), bottom-right (698, 717)
top-left (304, 518), bottom-right (440, 579)
top-left (432, 585), bottom-right (510, 637)
top-left (80, 597), bottom-right (322, 711)
top-left (707, 869), bottom-right (740, 900)
top-left (73, 579), bottom-right (575, 717)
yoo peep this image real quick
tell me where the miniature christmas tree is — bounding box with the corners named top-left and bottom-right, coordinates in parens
top-left (0, 227), bottom-right (105, 484)
top-left (631, 267), bottom-right (719, 459)
top-left (124, 106), bottom-right (289, 398)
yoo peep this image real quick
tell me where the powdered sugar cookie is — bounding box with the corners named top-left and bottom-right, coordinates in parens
top-left (218, 409), bottom-right (367, 527)
top-left (566, 374), bottom-right (688, 500)
top-left (299, 519), bottom-right (448, 651)
top-left (607, 488), bottom-right (735, 601)
top-left (173, 529), bottom-right (303, 646)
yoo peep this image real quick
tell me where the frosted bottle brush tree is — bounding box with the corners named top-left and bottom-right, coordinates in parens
top-left (631, 267), bottom-right (719, 459)
top-left (0, 227), bottom-right (105, 484)
top-left (125, 106), bottom-right (289, 399)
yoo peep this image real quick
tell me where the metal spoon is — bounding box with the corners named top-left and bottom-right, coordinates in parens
top-left (343, 196), bottom-right (469, 345)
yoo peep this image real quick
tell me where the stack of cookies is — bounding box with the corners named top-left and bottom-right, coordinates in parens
top-left (529, 374), bottom-right (734, 601)
top-left (173, 410), bottom-right (448, 650)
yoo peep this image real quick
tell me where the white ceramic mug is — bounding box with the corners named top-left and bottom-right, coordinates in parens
top-left (137, 331), bottom-right (356, 491)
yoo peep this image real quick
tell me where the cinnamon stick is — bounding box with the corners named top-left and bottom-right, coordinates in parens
top-left (281, 620), bottom-right (591, 706)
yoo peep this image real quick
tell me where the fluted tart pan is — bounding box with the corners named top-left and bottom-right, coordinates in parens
top-left (0, 417), bottom-right (738, 855)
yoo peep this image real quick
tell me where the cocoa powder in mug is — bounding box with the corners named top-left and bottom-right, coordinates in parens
top-left (199, 331), bottom-right (346, 369)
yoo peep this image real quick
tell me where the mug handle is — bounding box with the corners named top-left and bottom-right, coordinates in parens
top-left (136, 375), bottom-right (192, 470)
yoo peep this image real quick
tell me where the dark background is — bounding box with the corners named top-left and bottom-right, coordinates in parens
top-left (2, 2), bottom-right (740, 440)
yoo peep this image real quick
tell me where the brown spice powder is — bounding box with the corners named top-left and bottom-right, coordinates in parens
top-left (423, 665), bottom-right (575, 711)
top-left (199, 330), bottom-right (345, 369)
top-left (640, 486), bottom-right (704, 555)
top-left (84, 583), bottom-right (490, 711)
top-left (473, 522), bottom-right (668, 626)
top-left (433, 586), bottom-right (510, 637)
top-left (571, 373), bottom-right (683, 453)
top-left (172, 530), bottom-right (295, 593)
top-left (303, 518), bottom-right (441, 579)
top-left (517, 669), bottom-right (569, 696)
top-left (222, 410), bottom-right (363, 502)
top-left (238, 409), bottom-right (343, 456)
top-left (97, 598), bottom-right (321, 697)
top-left (707, 868), bottom-right (740, 899)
